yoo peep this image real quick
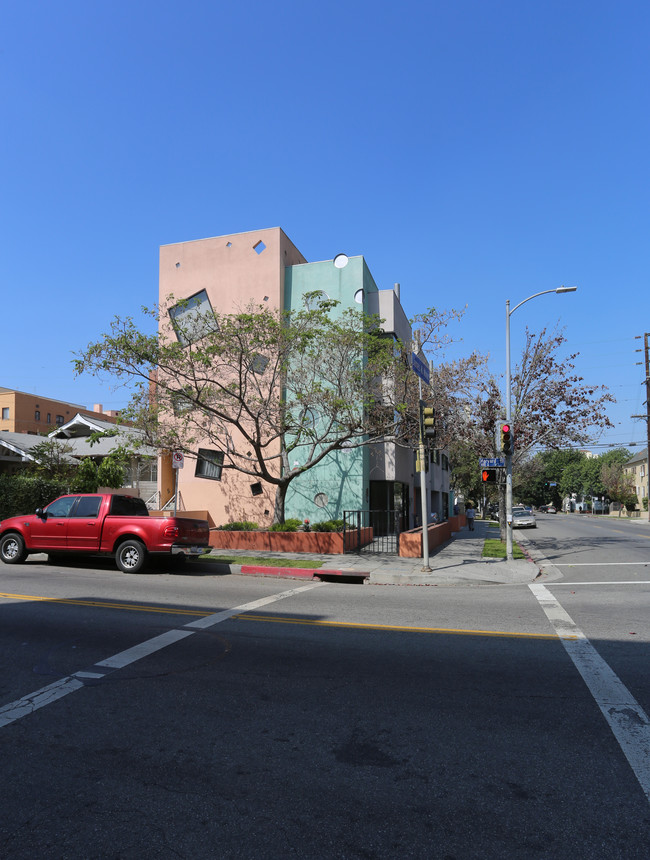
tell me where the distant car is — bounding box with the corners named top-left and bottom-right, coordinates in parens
top-left (512, 509), bottom-right (536, 528)
top-left (538, 505), bottom-right (548, 513)
top-left (546, 505), bottom-right (557, 514)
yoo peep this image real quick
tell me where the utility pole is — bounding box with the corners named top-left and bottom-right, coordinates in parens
top-left (633, 332), bottom-right (650, 521)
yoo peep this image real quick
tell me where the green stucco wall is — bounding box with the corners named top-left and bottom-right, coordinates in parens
top-left (283, 257), bottom-right (378, 523)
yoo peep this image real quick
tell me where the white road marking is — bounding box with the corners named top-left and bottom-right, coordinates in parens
top-left (0, 582), bottom-right (325, 729)
top-left (551, 581), bottom-right (650, 586)
top-left (530, 583), bottom-right (650, 804)
top-left (548, 562), bottom-right (650, 566)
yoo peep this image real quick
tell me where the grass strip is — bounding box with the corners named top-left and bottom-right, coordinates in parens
top-left (482, 539), bottom-right (526, 560)
top-left (197, 554), bottom-right (324, 569)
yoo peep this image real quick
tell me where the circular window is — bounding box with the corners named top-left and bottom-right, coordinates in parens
top-left (354, 289), bottom-right (364, 304)
top-left (333, 253), bottom-right (349, 269)
top-left (314, 493), bottom-right (328, 508)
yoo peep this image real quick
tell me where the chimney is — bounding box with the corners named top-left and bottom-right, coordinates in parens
top-left (93, 403), bottom-right (103, 414)
top-left (394, 282), bottom-right (400, 300)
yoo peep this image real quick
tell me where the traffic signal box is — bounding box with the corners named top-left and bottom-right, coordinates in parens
top-left (500, 423), bottom-right (513, 455)
top-left (419, 401), bottom-right (436, 441)
top-left (481, 468), bottom-right (498, 484)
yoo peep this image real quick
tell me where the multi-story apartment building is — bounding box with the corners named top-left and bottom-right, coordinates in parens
top-left (157, 227), bottom-right (450, 529)
top-left (625, 447), bottom-right (648, 508)
top-left (0, 387), bottom-right (118, 435)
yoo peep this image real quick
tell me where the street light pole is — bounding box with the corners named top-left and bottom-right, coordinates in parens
top-left (504, 286), bottom-right (577, 561)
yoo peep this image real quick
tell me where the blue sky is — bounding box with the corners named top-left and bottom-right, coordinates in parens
top-left (2, 0), bottom-right (648, 451)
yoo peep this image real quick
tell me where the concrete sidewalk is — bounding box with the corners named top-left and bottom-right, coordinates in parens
top-left (203, 519), bottom-right (551, 586)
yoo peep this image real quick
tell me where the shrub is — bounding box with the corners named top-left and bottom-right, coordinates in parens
top-left (0, 475), bottom-right (69, 521)
top-left (220, 521), bottom-right (258, 531)
top-left (311, 519), bottom-right (344, 532)
top-left (269, 518), bottom-right (302, 532)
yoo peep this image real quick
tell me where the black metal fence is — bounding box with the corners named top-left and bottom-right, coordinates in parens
top-left (343, 509), bottom-right (401, 554)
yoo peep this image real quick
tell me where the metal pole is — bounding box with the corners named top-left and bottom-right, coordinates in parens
top-left (643, 332), bottom-right (650, 522)
top-left (418, 377), bottom-right (431, 571)
top-left (505, 300), bottom-right (513, 561)
top-left (504, 286), bottom-right (576, 559)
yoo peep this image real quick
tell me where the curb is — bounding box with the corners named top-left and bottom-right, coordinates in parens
top-left (240, 565), bottom-right (370, 582)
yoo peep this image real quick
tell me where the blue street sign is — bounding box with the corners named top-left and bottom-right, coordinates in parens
top-left (479, 458), bottom-right (506, 468)
top-left (411, 352), bottom-right (430, 384)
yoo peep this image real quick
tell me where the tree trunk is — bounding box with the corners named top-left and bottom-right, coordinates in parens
top-left (273, 482), bottom-right (288, 524)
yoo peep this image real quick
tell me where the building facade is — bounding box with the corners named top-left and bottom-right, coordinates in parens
top-left (0, 387), bottom-right (118, 435)
top-left (625, 447), bottom-right (648, 508)
top-left (157, 228), bottom-right (450, 528)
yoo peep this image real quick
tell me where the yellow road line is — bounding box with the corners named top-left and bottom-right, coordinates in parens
top-left (0, 592), bottom-right (569, 639)
top-left (0, 592), bottom-right (208, 617)
top-left (233, 614), bottom-right (565, 639)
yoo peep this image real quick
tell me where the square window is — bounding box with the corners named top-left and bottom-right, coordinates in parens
top-left (56, 415), bottom-right (65, 425)
top-left (195, 448), bottom-right (224, 481)
top-left (171, 390), bottom-right (194, 416)
top-left (249, 354), bottom-right (269, 374)
top-left (251, 482), bottom-right (263, 496)
top-left (169, 289), bottom-right (219, 347)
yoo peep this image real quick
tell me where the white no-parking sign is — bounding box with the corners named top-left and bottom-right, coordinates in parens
top-left (172, 451), bottom-right (185, 469)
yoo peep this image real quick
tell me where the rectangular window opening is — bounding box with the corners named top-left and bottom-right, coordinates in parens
top-left (253, 241), bottom-right (266, 255)
top-left (196, 448), bottom-right (224, 481)
top-left (169, 289), bottom-right (219, 347)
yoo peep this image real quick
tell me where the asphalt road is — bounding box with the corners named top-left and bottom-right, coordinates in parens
top-left (0, 517), bottom-right (649, 859)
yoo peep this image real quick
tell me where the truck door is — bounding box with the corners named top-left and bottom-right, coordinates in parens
top-left (31, 496), bottom-right (78, 548)
top-left (66, 496), bottom-right (103, 551)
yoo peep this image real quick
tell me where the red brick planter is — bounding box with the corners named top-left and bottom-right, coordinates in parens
top-left (209, 527), bottom-right (373, 554)
top-left (398, 516), bottom-right (465, 557)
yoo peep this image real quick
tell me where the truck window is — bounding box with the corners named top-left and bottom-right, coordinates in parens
top-left (45, 497), bottom-right (78, 518)
top-left (109, 496), bottom-right (149, 517)
top-left (71, 496), bottom-right (102, 518)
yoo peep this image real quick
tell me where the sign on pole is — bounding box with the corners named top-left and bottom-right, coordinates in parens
top-left (411, 352), bottom-right (430, 384)
top-left (479, 457), bottom-right (505, 468)
top-left (172, 451), bottom-right (185, 469)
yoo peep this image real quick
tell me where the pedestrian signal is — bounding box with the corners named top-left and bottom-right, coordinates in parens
top-left (481, 468), bottom-right (498, 483)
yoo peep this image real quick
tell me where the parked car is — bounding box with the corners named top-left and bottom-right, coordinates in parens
top-left (538, 505), bottom-right (548, 513)
top-left (546, 505), bottom-right (557, 514)
top-left (512, 509), bottom-right (536, 528)
top-left (0, 493), bottom-right (210, 573)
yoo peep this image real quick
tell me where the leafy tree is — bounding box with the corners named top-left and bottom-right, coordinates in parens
top-left (424, 325), bottom-right (614, 535)
top-left (75, 298), bottom-right (460, 523)
top-left (71, 457), bottom-right (99, 493)
top-left (97, 452), bottom-right (126, 489)
top-left (25, 439), bottom-right (77, 483)
top-left (601, 461), bottom-right (637, 515)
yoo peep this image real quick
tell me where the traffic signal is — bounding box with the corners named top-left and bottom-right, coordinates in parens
top-left (481, 468), bottom-right (498, 483)
top-left (419, 401), bottom-right (436, 440)
top-left (500, 423), bottom-right (513, 455)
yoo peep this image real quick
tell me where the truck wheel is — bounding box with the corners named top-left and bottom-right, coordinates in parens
top-left (115, 539), bottom-right (147, 574)
top-left (0, 533), bottom-right (27, 565)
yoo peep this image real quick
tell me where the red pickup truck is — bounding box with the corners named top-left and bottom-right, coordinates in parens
top-left (0, 493), bottom-right (210, 573)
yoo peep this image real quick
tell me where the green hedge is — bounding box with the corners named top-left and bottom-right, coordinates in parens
top-left (219, 521), bottom-right (259, 531)
top-left (311, 519), bottom-right (344, 532)
top-left (0, 475), bottom-right (69, 521)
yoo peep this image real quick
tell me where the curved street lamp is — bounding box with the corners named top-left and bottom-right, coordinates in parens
top-left (504, 286), bottom-right (577, 560)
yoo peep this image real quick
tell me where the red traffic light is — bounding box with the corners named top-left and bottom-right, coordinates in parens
top-left (501, 423), bottom-right (510, 433)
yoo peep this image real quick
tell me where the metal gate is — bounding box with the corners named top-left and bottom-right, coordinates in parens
top-left (343, 510), bottom-right (401, 554)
